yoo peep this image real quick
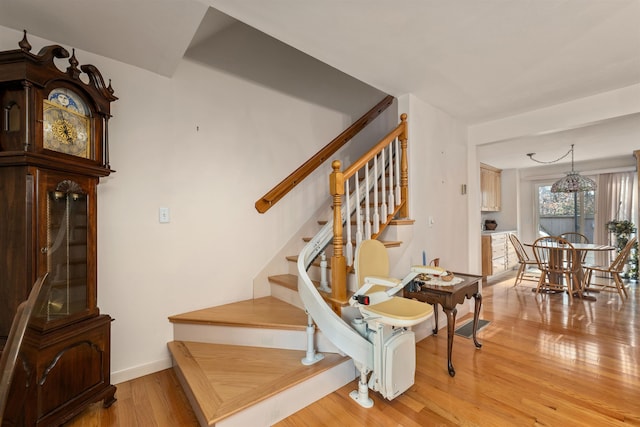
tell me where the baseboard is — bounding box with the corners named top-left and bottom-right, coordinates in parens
top-left (110, 357), bottom-right (173, 385)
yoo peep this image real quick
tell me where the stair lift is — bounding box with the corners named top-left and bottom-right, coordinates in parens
top-left (346, 239), bottom-right (443, 408)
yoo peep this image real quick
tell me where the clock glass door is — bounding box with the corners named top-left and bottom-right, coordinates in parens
top-left (39, 180), bottom-right (89, 322)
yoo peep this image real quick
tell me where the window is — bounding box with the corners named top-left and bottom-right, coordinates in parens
top-left (536, 184), bottom-right (595, 241)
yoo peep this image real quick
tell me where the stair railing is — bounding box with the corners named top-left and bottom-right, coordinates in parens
top-left (328, 113), bottom-right (409, 310)
top-left (296, 113), bottom-right (409, 371)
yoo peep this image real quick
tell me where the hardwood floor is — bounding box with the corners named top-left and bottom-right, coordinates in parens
top-left (64, 368), bottom-right (199, 427)
top-left (67, 273), bottom-right (640, 426)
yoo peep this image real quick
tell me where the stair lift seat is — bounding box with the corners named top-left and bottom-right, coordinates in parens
top-left (348, 239), bottom-right (439, 407)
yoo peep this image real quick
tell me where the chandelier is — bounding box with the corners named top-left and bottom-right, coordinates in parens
top-left (526, 144), bottom-right (596, 193)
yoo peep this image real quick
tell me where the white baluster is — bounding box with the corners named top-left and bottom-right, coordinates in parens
top-left (345, 178), bottom-right (353, 266)
top-left (364, 162), bottom-right (371, 240)
top-left (380, 147), bottom-right (388, 221)
top-left (355, 170), bottom-right (363, 246)
top-left (372, 154), bottom-right (380, 234)
top-left (395, 137), bottom-right (401, 204)
top-left (388, 144), bottom-right (395, 213)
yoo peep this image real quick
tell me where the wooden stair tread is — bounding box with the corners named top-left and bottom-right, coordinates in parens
top-left (268, 273), bottom-right (299, 291)
top-left (168, 296), bottom-right (307, 330)
top-left (285, 255), bottom-right (354, 275)
top-left (301, 237), bottom-right (401, 248)
top-left (269, 273), bottom-right (352, 307)
top-left (318, 218), bottom-right (414, 226)
top-left (169, 341), bottom-right (348, 426)
top-left (390, 218), bottom-right (415, 225)
top-left (287, 255), bottom-right (351, 271)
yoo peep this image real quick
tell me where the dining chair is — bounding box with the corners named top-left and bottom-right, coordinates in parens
top-left (560, 232), bottom-right (590, 263)
top-left (583, 236), bottom-right (637, 299)
top-left (559, 232), bottom-right (589, 244)
top-left (531, 236), bottom-right (582, 302)
top-left (508, 234), bottom-right (539, 286)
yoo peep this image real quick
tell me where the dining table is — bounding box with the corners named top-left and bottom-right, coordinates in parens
top-left (524, 240), bottom-right (616, 300)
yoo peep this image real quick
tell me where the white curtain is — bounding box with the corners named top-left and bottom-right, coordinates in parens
top-left (594, 171), bottom-right (637, 264)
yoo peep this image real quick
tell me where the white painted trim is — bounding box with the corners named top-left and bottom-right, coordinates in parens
top-left (172, 323), bottom-right (341, 354)
top-left (111, 357), bottom-right (173, 385)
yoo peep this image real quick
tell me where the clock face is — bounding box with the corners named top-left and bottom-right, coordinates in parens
top-left (43, 89), bottom-right (91, 158)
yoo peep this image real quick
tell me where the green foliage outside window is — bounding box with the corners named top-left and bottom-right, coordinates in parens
top-left (606, 219), bottom-right (638, 279)
top-left (538, 187), bottom-right (595, 216)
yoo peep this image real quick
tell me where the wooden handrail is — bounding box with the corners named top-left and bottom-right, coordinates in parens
top-left (342, 113), bottom-right (407, 180)
top-left (255, 95), bottom-right (395, 213)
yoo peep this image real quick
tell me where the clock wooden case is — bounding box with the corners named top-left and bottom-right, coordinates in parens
top-left (0, 32), bottom-right (117, 425)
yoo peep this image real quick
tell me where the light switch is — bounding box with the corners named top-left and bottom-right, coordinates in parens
top-left (159, 207), bottom-right (170, 223)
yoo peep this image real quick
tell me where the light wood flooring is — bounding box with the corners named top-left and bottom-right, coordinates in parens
top-left (66, 272), bottom-right (640, 426)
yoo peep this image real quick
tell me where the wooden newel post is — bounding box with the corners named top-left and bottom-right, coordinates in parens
top-left (399, 113), bottom-right (409, 218)
top-left (330, 160), bottom-right (347, 310)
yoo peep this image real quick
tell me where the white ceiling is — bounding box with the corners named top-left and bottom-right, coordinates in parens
top-left (1, 0), bottom-right (639, 167)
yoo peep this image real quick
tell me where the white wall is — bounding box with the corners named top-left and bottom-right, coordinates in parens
top-left (397, 94), bottom-right (471, 274)
top-left (0, 24), bottom-right (387, 383)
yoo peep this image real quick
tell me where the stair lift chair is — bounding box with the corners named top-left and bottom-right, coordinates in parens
top-left (347, 239), bottom-right (442, 408)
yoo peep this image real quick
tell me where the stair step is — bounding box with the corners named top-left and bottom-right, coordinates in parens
top-left (318, 218), bottom-right (414, 226)
top-left (301, 237), bottom-right (401, 248)
top-left (170, 296), bottom-right (342, 353)
top-left (169, 341), bottom-right (354, 427)
top-left (268, 273), bottom-right (352, 309)
top-left (169, 296), bottom-right (307, 330)
top-left (286, 255), bottom-right (353, 272)
top-left (268, 273), bottom-right (302, 292)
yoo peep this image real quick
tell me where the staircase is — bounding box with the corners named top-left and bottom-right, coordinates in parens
top-left (167, 217), bottom-right (413, 426)
top-left (167, 111), bottom-right (415, 426)
top-left (167, 297), bottom-right (353, 427)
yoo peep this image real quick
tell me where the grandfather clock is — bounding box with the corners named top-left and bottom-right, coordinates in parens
top-left (0, 32), bottom-right (116, 425)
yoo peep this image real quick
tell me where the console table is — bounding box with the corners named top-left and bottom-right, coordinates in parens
top-left (404, 272), bottom-right (483, 376)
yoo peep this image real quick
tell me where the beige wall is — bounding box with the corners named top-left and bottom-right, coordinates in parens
top-left (0, 25), bottom-right (387, 383)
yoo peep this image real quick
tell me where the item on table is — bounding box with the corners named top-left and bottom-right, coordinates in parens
top-left (441, 271), bottom-right (454, 282)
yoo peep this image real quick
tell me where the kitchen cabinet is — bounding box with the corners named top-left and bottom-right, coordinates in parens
top-left (480, 163), bottom-right (501, 212)
top-left (482, 231), bottom-right (518, 277)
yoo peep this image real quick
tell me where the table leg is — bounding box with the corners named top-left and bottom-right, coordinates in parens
top-left (472, 293), bottom-right (483, 349)
top-left (444, 306), bottom-right (457, 377)
top-left (432, 303), bottom-right (439, 335)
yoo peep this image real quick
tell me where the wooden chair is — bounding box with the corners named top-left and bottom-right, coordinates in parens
top-left (531, 236), bottom-right (582, 302)
top-left (560, 232), bottom-right (590, 262)
top-left (583, 236), bottom-right (637, 299)
top-left (0, 274), bottom-right (47, 424)
top-left (508, 234), bottom-right (539, 286)
top-left (559, 232), bottom-right (589, 244)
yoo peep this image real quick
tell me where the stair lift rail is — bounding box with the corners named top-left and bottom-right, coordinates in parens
top-left (297, 114), bottom-right (434, 407)
top-left (296, 153), bottom-right (387, 391)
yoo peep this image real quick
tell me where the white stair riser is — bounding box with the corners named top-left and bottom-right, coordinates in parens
top-left (270, 282), bottom-right (305, 309)
top-left (173, 323), bottom-right (341, 354)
